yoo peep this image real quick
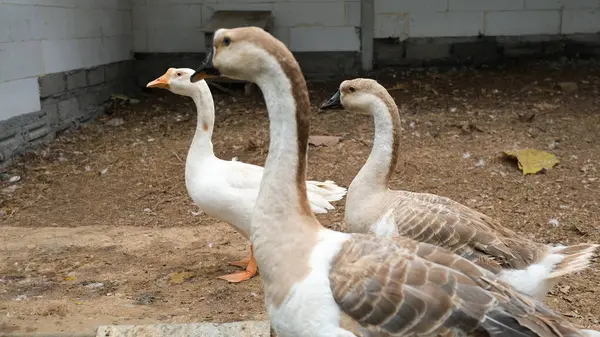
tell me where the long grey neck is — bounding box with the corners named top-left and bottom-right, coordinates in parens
top-left (187, 86), bottom-right (215, 159)
top-left (349, 99), bottom-right (399, 196)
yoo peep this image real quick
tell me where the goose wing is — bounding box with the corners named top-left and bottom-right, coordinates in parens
top-left (329, 235), bottom-right (583, 337)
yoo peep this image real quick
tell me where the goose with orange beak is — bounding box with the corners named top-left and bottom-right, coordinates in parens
top-left (191, 26), bottom-right (599, 337)
top-left (146, 67), bottom-right (347, 283)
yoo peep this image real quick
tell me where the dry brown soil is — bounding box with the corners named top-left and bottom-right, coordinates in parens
top-left (1, 59), bottom-right (600, 335)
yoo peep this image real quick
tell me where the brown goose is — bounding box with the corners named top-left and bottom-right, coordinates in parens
top-left (320, 78), bottom-right (598, 300)
top-left (190, 26), bottom-right (599, 337)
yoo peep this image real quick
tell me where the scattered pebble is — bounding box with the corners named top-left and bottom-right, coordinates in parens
top-left (1, 185), bottom-right (19, 194)
top-left (83, 282), bottom-right (104, 289)
top-left (14, 294), bottom-right (27, 301)
top-left (143, 208), bottom-right (152, 213)
top-left (548, 218), bottom-right (560, 227)
top-left (557, 81), bottom-right (578, 93)
top-left (147, 138), bottom-right (155, 142)
top-left (100, 168), bottom-right (109, 175)
top-left (409, 121), bottom-right (416, 129)
top-left (463, 153), bottom-right (471, 159)
top-left (449, 107), bottom-right (457, 113)
top-left (191, 211), bottom-right (202, 216)
top-left (105, 118), bottom-right (125, 127)
top-left (548, 140), bottom-right (559, 149)
top-left (475, 158), bottom-right (485, 168)
top-left (207, 242), bottom-right (214, 249)
top-left (8, 175), bottom-right (21, 183)
top-left (84, 165), bottom-right (92, 172)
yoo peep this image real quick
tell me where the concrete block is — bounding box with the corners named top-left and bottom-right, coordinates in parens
top-left (58, 97), bottom-right (80, 122)
top-left (562, 9), bottom-right (600, 34)
top-left (147, 28), bottom-right (205, 52)
top-left (39, 73), bottom-right (66, 98)
top-left (485, 10), bottom-right (561, 36)
top-left (0, 41), bottom-right (44, 82)
top-left (273, 2), bottom-right (346, 27)
top-left (449, 0), bottom-right (523, 11)
top-left (290, 27), bottom-right (360, 52)
top-left (560, 0), bottom-right (600, 8)
top-left (87, 67), bottom-right (106, 86)
top-left (133, 28), bottom-right (147, 52)
top-left (105, 63), bottom-right (120, 82)
top-left (42, 38), bottom-right (86, 73)
top-left (376, 0), bottom-right (447, 13)
top-left (0, 78), bottom-right (41, 121)
top-left (345, 1), bottom-right (361, 27)
top-left (406, 42), bottom-right (452, 60)
top-left (43, 102), bottom-right (60, 129)
top-left (524, 0), bottom-right (562, 9)
top-left (0, 4), bottom-right (34, 43)
top-left (67, 70), bottom-right (88, 91)
top-left (375, 13), bottom-right (409, 39)
top-left (374, 39), bottom-right (407, 66)
top-left (452, 41), bottom-right (499, 61)
top-left (96, 321), bottom-right (271, 337)
top-left (295, 52), bottom-right (360, 79)
top-left (410, 11), bottom-right (483, 38)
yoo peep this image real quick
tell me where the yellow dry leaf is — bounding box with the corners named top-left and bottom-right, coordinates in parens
top-left (169, 271), bottom-right (193, 284)
top-left (74, 301), bottom-right (83, 305)
top-left (503, 149), bottom-right (559, 176)
top-left (64, 276), bottom-right (76, 281)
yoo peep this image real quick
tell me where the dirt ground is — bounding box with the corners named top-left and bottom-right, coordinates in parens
top-left (1, 58), bottom-right (600, 335)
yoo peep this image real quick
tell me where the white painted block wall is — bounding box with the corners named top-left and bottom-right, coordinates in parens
top-left (0, 0), bottom-right (132, 122)
top-left (374, 0), bottom-right (600, 38)
top-left (131, 0), bottom-right (361, 53)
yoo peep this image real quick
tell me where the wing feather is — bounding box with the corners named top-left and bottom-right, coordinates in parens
top-left (330, 234), bottom-right (584, 337)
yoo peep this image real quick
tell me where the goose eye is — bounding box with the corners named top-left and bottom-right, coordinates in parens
top-left (176, 72), bottom-right (182, 77)
top-left (348, 87), bottom-right (356, 93)
top-left (223, 37), bottom-right (231, 46)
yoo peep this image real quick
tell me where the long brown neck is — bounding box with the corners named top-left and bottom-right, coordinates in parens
top-left (248, 48), bottom-right (322, 304)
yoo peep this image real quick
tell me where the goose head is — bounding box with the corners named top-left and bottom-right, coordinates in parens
top-left (320, 78), bottom-right (388, 113)
top-left (147, 68), bottom-right (199, 97)
top-left (190, 26), bottom-right (293, 84)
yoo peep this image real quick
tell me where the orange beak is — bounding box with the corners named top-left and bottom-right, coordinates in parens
top-left (146, 74), bottom-right (170, 89)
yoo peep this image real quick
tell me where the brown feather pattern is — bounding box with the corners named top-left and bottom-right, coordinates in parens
top-left (330, 234), bottom-right (586, 337)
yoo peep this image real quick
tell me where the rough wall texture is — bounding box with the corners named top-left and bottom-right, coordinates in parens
top-left (134, 51), bottom-right (361, 86)
top-left (375, 34), bottom-right (600, 66)
top-left (0, 61), bottom-right (134, 167)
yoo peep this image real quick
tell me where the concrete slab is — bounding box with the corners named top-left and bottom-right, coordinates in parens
top-left (96, 321), bottom-right (271, 337)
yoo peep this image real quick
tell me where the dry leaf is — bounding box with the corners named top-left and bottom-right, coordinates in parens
top-left (308, 135), bottom-right (340, 147)
top-left (169, 271), bottom-right (193, 284)
top-left (503, 149), bottom-right (559, 176)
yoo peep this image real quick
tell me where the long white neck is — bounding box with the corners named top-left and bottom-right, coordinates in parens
top-left (348, 99), bottom-right (400, 197)
top-left (186, 82), bottom-right (216, 159)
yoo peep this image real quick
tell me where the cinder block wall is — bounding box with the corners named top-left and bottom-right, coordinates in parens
top-left (374, 0), bottom-right (600, 65)
top-left (133, 0), bottom-right (600, 83)
top-left (0, 0), bottom-right (133, 166)
top-left (132, 0), bottom-right (361, 85)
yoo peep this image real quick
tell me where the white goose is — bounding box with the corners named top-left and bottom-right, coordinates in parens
top-left (319, 78), bottom-right (598, 300)
top-left (146, 68), bottom-right (346, 283)
top-left (190, 26), bottom-right (600, 337)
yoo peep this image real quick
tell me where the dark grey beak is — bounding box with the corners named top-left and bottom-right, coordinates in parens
top-left (320, 90), bottom-right (343, 110)
top-left (191, 47), bottom-right (220, 83)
